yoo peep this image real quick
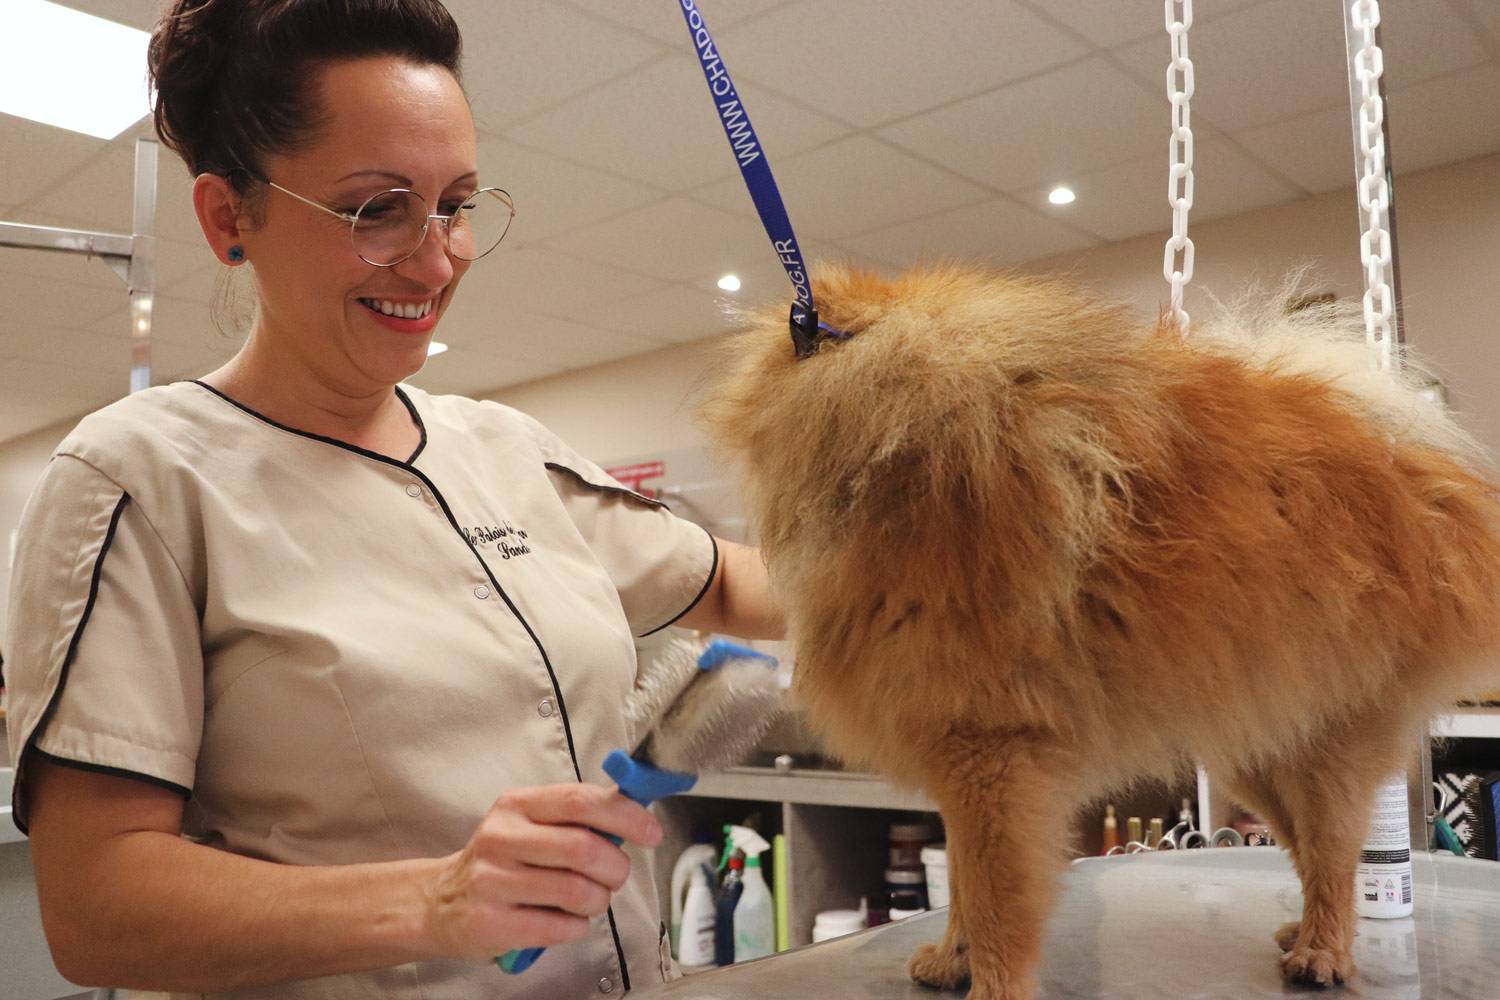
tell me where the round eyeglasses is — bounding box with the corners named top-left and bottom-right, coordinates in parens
top-left (263, 180), bottom-right (515, 267)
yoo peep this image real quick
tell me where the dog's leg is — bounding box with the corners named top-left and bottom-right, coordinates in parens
top-left (907, 816), bottom-right (969, 989)
top-left (1273, 710), bottom-right (1412, 988)
top-left (910, 731), bottom-right (1072, 1000)
top-left (1220, 766), bottom-right (1303, 952)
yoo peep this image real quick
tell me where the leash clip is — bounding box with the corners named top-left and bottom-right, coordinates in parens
top-left (789, 303), bottom-right (822, 359)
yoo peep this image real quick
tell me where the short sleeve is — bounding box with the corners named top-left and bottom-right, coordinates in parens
top-left (520, 420), bottom-right (718, 637)
top-left (5, 455), bottom-right (203, 834)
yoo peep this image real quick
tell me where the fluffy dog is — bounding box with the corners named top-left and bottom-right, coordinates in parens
top-left (700, 265), bottom-right (1500, 999)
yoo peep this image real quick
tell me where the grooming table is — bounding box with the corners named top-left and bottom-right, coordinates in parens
top-left (632, 850), bottom-right (1498, 998)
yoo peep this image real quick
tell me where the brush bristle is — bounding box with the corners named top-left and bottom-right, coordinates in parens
top-left (626, 635), bottom-right (710, 752)
top-left (647, 660), bottom-right (783, 773)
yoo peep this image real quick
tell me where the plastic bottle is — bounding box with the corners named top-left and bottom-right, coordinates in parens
top-left (921, 844), bottom-right (949, 908)
top-left (1100, 805), bottom-right (1120, 855)
top-left (716, 824), bottom-right (774, 963)
top-left (1357, 774), bottom-right (1415, 918)
top-left (713, 853), bottom-right (745, 966)
top-left (669, 835), bottom-right (717, 959)
top-left (677, 863), bottom-right (717, 969)
top-left (734, 854), bottom-right (775, 962)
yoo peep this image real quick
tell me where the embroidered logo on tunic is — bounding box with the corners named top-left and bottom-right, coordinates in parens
top-left (462, 521), bottom-right (533, 560)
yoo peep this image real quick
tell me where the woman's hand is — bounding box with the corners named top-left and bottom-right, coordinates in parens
top-left (424, 783), bottom-right (664, 961)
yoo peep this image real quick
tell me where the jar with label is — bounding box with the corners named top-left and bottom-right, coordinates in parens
top-left (889, 822), bottom-right (935, 869)
top-left (885, 866), bottom-right (929, 911)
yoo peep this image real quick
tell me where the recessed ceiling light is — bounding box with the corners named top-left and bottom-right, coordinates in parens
top-left (1048, 186), bottom-right (1077, 206)
top-left (0, 1), bottom-right (152, 140)
top-left (717, 274), bottom-right (742, 292)
top-left (427, 341), bottom-right (449, 357)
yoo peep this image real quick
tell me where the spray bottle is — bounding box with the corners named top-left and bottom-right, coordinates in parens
top-left (713, 849), bottom-right (745, 967)
top-left (725, 825), bottom-right (774, 962)
top-left (677, 862), bottom-right (717, 969)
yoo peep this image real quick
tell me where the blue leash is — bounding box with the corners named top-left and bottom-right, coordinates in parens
top-left (677, 0), bottom-right (848, 358)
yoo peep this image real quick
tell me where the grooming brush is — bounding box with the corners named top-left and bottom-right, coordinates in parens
top-left (498, 638), bottom-right (783, 974)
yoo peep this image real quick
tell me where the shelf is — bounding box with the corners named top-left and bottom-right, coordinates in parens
top-left (685, 766), bottom-right (935, 812)
top-left (1432, 708), bottom-right (1500, 739)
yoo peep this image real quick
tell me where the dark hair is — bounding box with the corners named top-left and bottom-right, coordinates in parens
top-left (148, 0), bottom-right (463, 191)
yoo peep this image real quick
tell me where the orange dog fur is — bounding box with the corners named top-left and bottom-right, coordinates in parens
top-left (701, 265), bottom-right (1500, 1000)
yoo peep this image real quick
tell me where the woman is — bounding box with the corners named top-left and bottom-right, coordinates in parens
top-left (2, 1), bottom-right (783, 997)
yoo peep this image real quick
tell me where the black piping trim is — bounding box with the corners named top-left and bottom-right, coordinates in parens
top-left (190, 381), bottom-right (427, 469)
top-left (544, 462), bottom-right (667, 510)
top-left (185, 379), bottom-right (632, 981)
top-left (13, 492), bottom-right (131, 835)
top-left (638, 530), bottom-right (719, 638)
top-left (394, 386), bottom-right (428, 464)
top-left (29, 748), bottom-right (192, 800)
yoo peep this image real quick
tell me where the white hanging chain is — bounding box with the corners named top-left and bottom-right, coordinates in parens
top-left (1350, 0), bottom-right (1395, 372)
top-left (1163, 0), bottom-right (1195, 333)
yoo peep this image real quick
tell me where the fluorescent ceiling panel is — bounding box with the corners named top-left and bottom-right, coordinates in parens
top-left (0, 0), bottom-right (151, 140)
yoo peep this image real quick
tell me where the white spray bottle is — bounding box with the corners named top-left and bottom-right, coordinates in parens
top-left (727, 825), bottom-right (775, 962)
top-left (669, 836), bottom-right (717, 959)
top-left (677, 862), bottom-right (717, 969)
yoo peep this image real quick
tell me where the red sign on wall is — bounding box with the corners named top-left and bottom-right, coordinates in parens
top-left (605, 460), bottom-right (666, 498)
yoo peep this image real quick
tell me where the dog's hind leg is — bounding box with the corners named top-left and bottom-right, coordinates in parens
top-left (1269, 707), bottom-right (1414, 987)
top-left (907, 817), bottom-right (970, 989)
top-left (909, 729), bottom-right (1074, 1000)
top-left (1219, 766), bottom-right (1303, 952)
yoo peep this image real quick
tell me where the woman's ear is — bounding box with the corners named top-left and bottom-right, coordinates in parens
top-left (192, 173), bottom-right (249, 265)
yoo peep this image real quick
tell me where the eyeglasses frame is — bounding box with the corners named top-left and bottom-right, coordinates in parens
top-left (259, 178), bottom-right (514, 267)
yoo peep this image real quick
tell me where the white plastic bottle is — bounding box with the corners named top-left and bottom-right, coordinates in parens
top-left (1356, 774), bottom-right (1414, 919)
top-left (669, 842), bottom-right (717, 959)
top-left (733, 854), bottom-right (775, 962)
top-left (677, 863), bottom-right (717, 968)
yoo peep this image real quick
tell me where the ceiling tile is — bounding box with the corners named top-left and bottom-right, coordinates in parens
top-left (1019, 0), bottom-right (1264, 49)
top-left (541, 197), bottom-right (772, 285)
top-left (0, 392), bottom-right (91, 443)
top-left (444, 0), bottom-right (667, 132)
top-left (0, 354), bottom-right (132, 403)
top-left (568, 282), bottom-right (748, 345)
top-left (505, 53), bottom-right (850, 192)
top-left (18, 141), bottom-right (207, 246)
top-left (52, 0), bottom-right (157, 31)
top-left (687, 135), bottom-right (992, 240)
top-left (1230, 106), bottom-right (1356, 195)
top-left (841, 197), bottom-right (1101, 269)
top-left (1382, 64), bottom-right (1500, 175)
top-left (1449, 0), bottom-right (1500, 45)
top-left (437, 246), bottom-right (671, 330)
top-left (707, 0), bottom-right (1090, 128)
top-left (0, 115), bottom-right (111, 205)
top-left (560, 0), bottom-right (790, 45)
top-left (476, 135), bottom-right (666, 245)
top-left (0, 268), bottom-right (142, 332)
top-left (1111, 0), bottom-right (1489, 134)
top-left (878, 56), bottom-right (1171, 194)
top-left (1, 324), bottom-right (134, 374)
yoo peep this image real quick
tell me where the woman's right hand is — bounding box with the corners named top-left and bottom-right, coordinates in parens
top-left (424, 783), bottom-right (664, 961)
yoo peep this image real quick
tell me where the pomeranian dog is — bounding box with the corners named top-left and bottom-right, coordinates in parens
top-left (701, 265), bottom-right (1500, 1000)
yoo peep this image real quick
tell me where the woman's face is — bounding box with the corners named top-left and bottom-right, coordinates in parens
top-left (232, 57), bottom-right (478, 392)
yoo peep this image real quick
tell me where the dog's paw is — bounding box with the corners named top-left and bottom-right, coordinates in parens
top-left (1280, 944), bottom-right (1355, 987)
top-left (908, 942), bottom-right (970, 990)
top-left (1274, 921), bottom-right (1300, 953)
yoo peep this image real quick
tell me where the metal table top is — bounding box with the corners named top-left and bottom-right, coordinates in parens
top-left (633, 850), bottom-right (1498, 999)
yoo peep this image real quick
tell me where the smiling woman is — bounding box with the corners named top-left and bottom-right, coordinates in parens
top-left (0, 2), bottom-right (783, 999)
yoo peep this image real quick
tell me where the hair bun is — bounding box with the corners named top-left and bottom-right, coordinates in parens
top-left (148, 0), bottom-right (246, 175)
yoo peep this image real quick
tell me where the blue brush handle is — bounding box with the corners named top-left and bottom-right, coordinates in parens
top-left (497, 753), bottom-right (698, 974)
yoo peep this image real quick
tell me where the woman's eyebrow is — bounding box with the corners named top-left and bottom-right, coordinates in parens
top-left (332, 169), bottom-right (479, 186)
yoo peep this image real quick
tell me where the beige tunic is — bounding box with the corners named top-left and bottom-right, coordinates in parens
top-left (4, 380), bottom-right (716, 999)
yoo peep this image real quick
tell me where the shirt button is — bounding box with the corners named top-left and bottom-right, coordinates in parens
top-left (598, 977), bottom-right (614, 994)
top-left (405, 483), bottom-right (422, 498)
top-left (473, 585), bottom-right (490, 600)
top-left (538, 698), bottom-right (554, 718)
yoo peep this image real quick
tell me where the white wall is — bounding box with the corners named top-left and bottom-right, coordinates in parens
top-left (1, 151), bottom-right (1497, 642)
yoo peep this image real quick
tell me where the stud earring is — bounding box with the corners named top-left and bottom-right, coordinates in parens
top-left (227, 245), bottom-right (245, 264)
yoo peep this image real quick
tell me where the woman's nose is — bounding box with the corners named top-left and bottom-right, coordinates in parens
top-left (394, 217), bottom-right (455, 287)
